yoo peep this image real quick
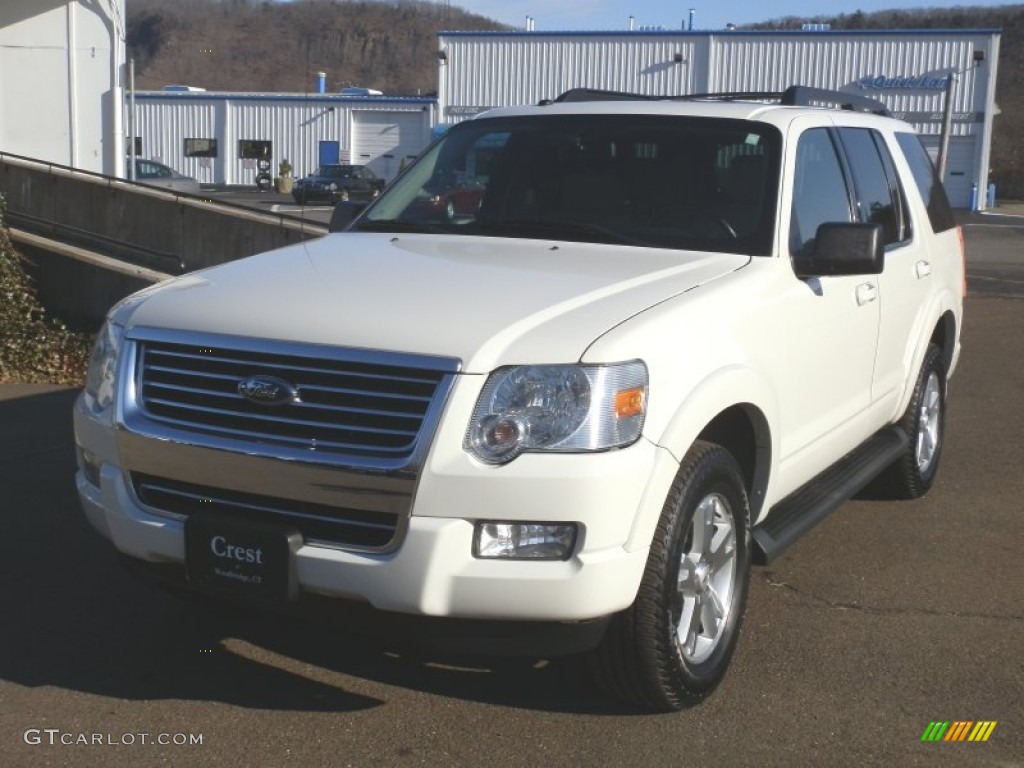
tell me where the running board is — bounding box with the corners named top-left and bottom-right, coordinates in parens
top-left (752, 426), bottom-right (909, 565)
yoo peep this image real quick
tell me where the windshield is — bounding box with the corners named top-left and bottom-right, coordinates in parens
top-left (357, 114), bottom-right (781, 254)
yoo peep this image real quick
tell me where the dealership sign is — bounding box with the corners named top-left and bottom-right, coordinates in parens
top-left (856, 74), bottom-right (951, 90)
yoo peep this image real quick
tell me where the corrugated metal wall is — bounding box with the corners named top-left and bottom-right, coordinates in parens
top-left (710, 34), bottom-right (987, 137)
top-left (135, 101), bottom-right (218, 183)
top-left (134, 95), bottom-right (434, 186)
top-left (440, 34), bottom-right (704, 119)
top-left (438, 31), bottom-right (1000, 207)
top-left (133, 31), bottom-right (998, 206)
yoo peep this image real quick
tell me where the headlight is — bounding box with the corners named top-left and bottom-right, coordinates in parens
top-left (84, 320), bottom-right (124, 413)
top-left (466, 362), bottom-right (647, 465)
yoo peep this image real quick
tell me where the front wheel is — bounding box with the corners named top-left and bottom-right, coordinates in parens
top-left (589, 441), bottom-right (751, 711)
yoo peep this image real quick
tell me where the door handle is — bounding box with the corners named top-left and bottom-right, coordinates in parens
top-left (856, 283), bottom-right (878, 306)
top-left (915, 260), bottom-right (932, 279)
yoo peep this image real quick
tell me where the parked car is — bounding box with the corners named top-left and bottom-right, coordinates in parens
top-left (406, 182), bottom-right (485, 220)
top-left (128, 158), bottom-right (201, 195)
top-left (79, 86), bottom-right (964, 712)
top-left (292, 164), bottom-right (385, 204)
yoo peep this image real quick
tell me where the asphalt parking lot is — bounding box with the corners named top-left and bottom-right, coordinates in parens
top-left (0, 214), bottom-right (1021, 767)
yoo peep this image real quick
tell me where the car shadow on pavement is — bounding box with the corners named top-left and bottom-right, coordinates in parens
top-left (0, 387), bottom-right (627, 716)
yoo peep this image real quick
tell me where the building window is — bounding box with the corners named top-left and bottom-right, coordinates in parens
top-left (127, 136), bottom-right (143, 155)
top-left (239, 140), bottom-right (272, 160)
top-left (185, 138), bottom-right (218, 158)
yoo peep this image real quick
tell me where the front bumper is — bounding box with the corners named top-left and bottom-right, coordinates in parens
top-left (75, 393), bottom-right (667, 624)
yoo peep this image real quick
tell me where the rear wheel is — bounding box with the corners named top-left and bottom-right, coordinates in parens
top-left (873, 343), bottom-right (946, 499)
top-left (589, 441), bottom-right (751, 711)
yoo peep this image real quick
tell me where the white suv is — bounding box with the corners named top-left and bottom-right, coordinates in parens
top-left (74, 86), bottom-right (964, 711)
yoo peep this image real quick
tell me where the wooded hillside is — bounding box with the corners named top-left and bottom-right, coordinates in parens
top-left (127, 1), bottom-right (1024, 197)
top-left (127, 0), bottom-right (506, 95)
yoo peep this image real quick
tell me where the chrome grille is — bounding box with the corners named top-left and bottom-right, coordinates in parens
top-left (133, 474), bottom-right (396, 549)
top-left (135, 338), bottom-right (453, 460)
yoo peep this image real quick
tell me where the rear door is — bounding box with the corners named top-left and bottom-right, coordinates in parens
top-left (836, 127), bottom-right (925, 409)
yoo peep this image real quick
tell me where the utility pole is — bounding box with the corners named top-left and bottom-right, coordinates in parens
top-left (936, 50), bottom-right (984, 183)
top-left (128, 57), bottom-right (136, 180)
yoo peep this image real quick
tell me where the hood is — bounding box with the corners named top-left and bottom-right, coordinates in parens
top-left (124, 233), bottom-right (748, 373)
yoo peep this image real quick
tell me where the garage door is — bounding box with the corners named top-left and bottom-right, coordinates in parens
top-left (920, 135), bottom-right (977, 209)
top-left (352, 111), bottom-right (428, 182)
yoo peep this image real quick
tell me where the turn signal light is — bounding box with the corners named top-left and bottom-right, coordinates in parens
top-left (615, 387), bottom-right (645, 419)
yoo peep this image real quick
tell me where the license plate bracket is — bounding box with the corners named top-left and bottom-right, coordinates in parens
top-left (185, 515), bottom-right (302, 604)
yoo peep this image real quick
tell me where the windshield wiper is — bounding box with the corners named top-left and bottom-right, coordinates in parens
top-left (473, 218), bottom-right (646, 246)
top-left (354, 218), bottom-right (449, 234)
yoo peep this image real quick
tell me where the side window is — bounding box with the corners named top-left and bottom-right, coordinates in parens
top-left (838, 128), bottom-right (907, 246)
top-left (790, 129), bottom-right (853, 257)
top-left (873, 133), bottom-right (911, 243)
top-left (894, 133), bottom-right (956, 233)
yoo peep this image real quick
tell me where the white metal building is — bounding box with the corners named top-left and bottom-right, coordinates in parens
top-left (437, 29), bottom-right (1002, 208)
top-left (0, 0), bottom-right (126, 175)
top-left (133, 91), bottom-right (437, 186)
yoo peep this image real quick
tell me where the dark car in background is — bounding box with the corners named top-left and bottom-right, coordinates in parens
top-left (292, 164), bottom-right (385, 205)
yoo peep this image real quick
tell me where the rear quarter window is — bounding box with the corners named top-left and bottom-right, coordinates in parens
top-left (894, 133), bottom-right (956, 234)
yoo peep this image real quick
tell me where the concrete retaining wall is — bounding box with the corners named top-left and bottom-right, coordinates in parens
top-left (0, 153), bottom-right (325, 273)
top-left (0, 153), bottom-right (327, 328)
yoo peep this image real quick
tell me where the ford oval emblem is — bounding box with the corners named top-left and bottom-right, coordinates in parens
top-left (237, 375), bottom-right (299, 406)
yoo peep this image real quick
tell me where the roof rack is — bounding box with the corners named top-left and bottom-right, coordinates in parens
top-left (546, 88), bottom-right (654, 104)
top-left (779, 86), bottom-right (890, 116)
top-left (546, 86), bottom-right (890, 117)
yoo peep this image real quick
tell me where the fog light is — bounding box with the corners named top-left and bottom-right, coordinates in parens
top-left (474, 522), bottom-right (577, 560)
top-left (77, 446), bottom-right (102, 488)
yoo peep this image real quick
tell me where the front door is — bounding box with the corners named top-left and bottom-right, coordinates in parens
top-left (778, 125), bottom-right (881, 477)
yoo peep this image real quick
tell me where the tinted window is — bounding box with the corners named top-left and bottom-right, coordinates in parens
top-left (894, 133), bottom-right (956, 233)
top-left (361, 115), bottom-right (782, 255)
top-left (239, 140), bottom-right (272, 160)
top-left (839, 128), bottom-right (906, 246)
top-left (790, 129), bottom-right (853, 257)
top-left (872, 133), bottom-right (911, 243)
top-left (136, 161), bottom-right (165, 178)
top-left (185, 138), bottom-right (217, 158)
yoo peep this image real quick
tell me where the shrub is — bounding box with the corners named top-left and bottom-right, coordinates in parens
top-left (0, 202), bottom-right (93, 385)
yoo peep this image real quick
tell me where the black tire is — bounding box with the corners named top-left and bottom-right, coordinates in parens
top-left (588, 441), bottom-right (751, 712)
top-left (872, 343), bottom-right (946, 499)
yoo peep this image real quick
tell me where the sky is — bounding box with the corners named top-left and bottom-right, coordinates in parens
top-left (447, 1), bottom-right (1019, 31)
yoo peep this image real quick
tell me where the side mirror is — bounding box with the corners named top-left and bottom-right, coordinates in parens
top-left (796, 222), bottom-right (884, 278)
top-left (328, 200), bottom-right (370, 232)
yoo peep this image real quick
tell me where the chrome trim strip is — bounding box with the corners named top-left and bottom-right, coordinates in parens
top-left (134, 480), bottom-right (395, 531)
top-left (142, 396), bottom-right (420, 438)
top-left (131, 326), bottom-right (461, 373)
